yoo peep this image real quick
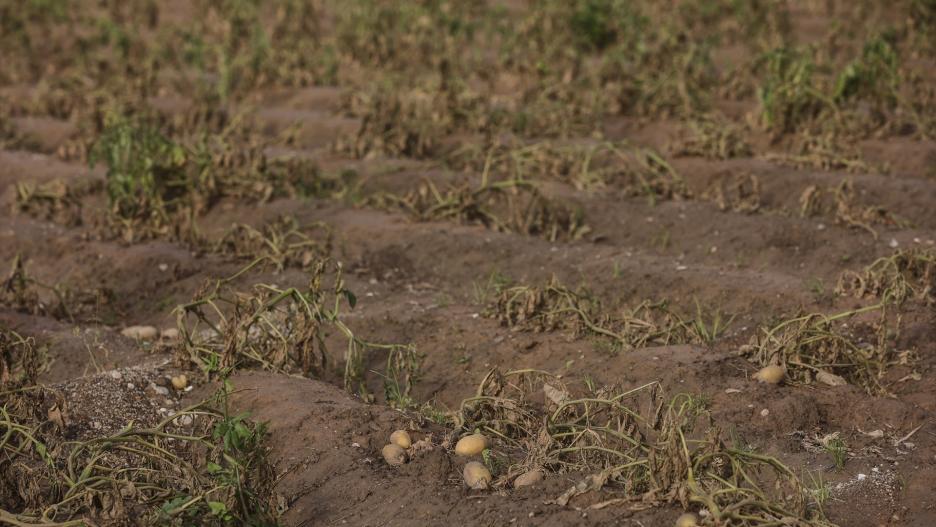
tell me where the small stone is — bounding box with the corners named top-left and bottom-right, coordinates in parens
top-left (513, 470), bottom-right (544, 488)
top-left (152, 385), bottom-right (170, 396)
top-left (816, 370), bottom-right (848, 387)
top-left (174, 415), bottom-right (194, 426)
top-left (108, 370), bottom-right (122, 380)
top-left (760, 409), bottom-right (770, 417)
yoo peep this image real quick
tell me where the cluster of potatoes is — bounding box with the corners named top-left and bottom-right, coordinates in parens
top-left (381, 430), bottom-right (701, 525)
top-left (380, 430), bottom-right (543, 490)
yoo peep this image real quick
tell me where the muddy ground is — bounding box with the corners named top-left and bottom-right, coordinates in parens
top-left (2, 1), bottom-right (936, 526)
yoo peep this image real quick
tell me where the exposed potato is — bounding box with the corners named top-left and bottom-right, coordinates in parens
top-left (753, 365), bottom-right (785, 384)
top-left (382, 443), bottom-right (407, 466)
top-left (454, 433), bottom-right (488, 456)
top-left (121, 325), bottom-right (159, 341)
top-left (160, 328), bottom-right (180, 341)
top-left (462, 461), bottom-right (492, 489)
top-left (816, 370), bottom-right (848, 386)
top-left (390, 430), bottom-right (412, 449)
top-left (513, 469), bottom-right (543, 488)
top-left (675, 512), bottom-right (699, 527)
top-left (171, 374), bottom-right (188, 391)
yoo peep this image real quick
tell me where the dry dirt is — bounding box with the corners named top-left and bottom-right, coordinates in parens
top-left (2, 2), bottom-right (936, 526)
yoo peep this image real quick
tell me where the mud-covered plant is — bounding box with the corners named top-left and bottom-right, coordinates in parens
top-left (1, 255), bottom-right (112, 323)
top-left (0, 328), bottom-right (46, 388)
top-left (174, 258), bottom-right (419, 400)
top-left (744, 304), bottom-right (909, 396)
top-left (1, 255), bottom-right (65, 319)
top-left (214, 216), bottom-right (333, 272)
top-left (0, 255), bottom-right (43, 315)
top-left (0, 382), bottom-right (279, 526)
top-left (703, 172), bottom-right (761, 214)
top-left (799, 179), bottom-right (907, 239)
top-left (768, 131), bottom-right (874, 173)
top-left (373, 179), bottom-right (590, 242)
top-left (457, 370), bottom-right (834, 525)
top-left (12, 179), bottom-right (97, 227)
top-left (836, 248), bottom-right (935, 305)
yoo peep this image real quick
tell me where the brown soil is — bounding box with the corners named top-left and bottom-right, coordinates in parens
top-left (2, 2), bottom-right (936, 527)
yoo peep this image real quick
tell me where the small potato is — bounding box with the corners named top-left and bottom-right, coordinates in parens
top-left (389, 430), bottom-right (412, 449)
top-left (753, 365), bottom-right (785, 384)
top-left (463, 461), bottom-right (492, 489)
top-left (513, 469), bottom-right (543, 488)
top-left (454, 433), bottom-right (488, 456)
top-left (171, 374), bottom-right (188, 391)
top-left (382, 444), bottom-right (407, 466)
top-left (675, 513), bottom-right (699, 527)
top-left (121, 325), bottom-right (159, 341)
top-left (161, 328), bottom-right (180, 341)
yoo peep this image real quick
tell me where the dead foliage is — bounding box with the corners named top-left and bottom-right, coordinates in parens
top-left (0, 328), bottom-right (46, 388)
top-left (12, 179), bottom-right (100, 227)
top-left (173, 258), bottom-right (420, 404)
top-left (837, 248), bottom-right (936, 305)
top-left (743, 304), bottom-right (915, 396)
top-left (371, 179), bottom-right (591, 242)
top-left (335, 76), bottom-right (494, 159)
top-left (447, 140), bottom-right (691, 203)
top-left (88, 109), bottom-right (327, 244)
top-left (214, 216), bottom-right (333, 273)
top-left (671, 117), bottom-right (753, 160)
top-left (0, 255), bottom-right (113, 323)
top-left (456, 369), bottom-right (834, 525)
top-left (703, 172), bottom-right (762, 214)
top-left (447, 140), bottom-right (616, 191)
top-left (0, 381), bottom-right (279, 526)
top-left (799, 180), bottom-right (908, 239)
top-left (491, 277), bottom-right (730, 350)
top-left (764, 132), bottom-right (880, 173)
